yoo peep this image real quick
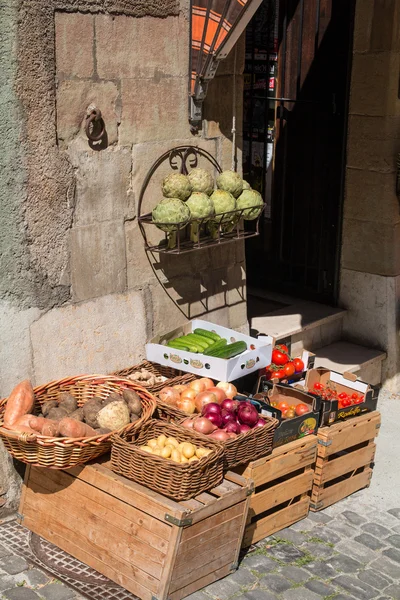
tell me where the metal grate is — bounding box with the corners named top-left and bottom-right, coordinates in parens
top-left (0, 521), bottom-right (139, 600)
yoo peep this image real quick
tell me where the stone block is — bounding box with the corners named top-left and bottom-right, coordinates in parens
top-left (3, 589), bottom-right (41, 600)
top-left (0, 301), bottom-right (42, 397)
top-left (344, 168), bottom-right (400, 225)
top-left (68, 140), bottom-right (134, 226)
top-left (346, 115), bottom-right (399, 173)
top-left (1, 557), bottom-right (29, 576)
top-left (37, 584), bottom-right (75, 600)
top-left (55, 12), bottom-right (94, 79)
top-left (341, 218), bottom-right (400, 276)
top-left (352, 0), bottom-right (374, 53)
top-left (70, 220), bottom-right (126, 302)
top-left (31, 290), bottom-right (148, 382)
top-left (125, 220), bottom-right (157, 289)
top-left (96, 14), bottom-right (187, 79)
top-left (148, 278), bottom-right (194, 336)
top-left (349, 52), bottom-right (399, 117)
top-left (56, 80), bottom-right (120, 146)
top-left (131, 138), bottom-right (218, 216)
top-left (120, 77), bottom-right (190, 146)
top-left (0, 443), bottom-right (22, 520)
top-left (370, 0), bottom-right (399, 52)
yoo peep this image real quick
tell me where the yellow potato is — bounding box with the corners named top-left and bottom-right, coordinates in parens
top-left (178, 442), bottom-right (186, 451)
top-left (140, 445), bottom-right (153, 454)
top-left (152, 446), bottom-right (161, 456)
top-left (166, 437), bottom-right (179, 448)
top-left (157, 434), bottom-right (167, 448)
top-left (160, 446), bottom-right (172, 459)
top-left (189, 456), bottom-right (199, 463)
top-left (181, 443), bottom-right (195, 459)
top-left (171, 449), bottom-right (182, 463)
top-left (196, 447), bottom-right (212, 459)
top-left (148, 439), bottom-right (158, 448)
top-left (180, 455), bottom-right (189, 463)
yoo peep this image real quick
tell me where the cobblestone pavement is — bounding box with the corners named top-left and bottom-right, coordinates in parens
top-left (0, 393), bottom-right (398, 600)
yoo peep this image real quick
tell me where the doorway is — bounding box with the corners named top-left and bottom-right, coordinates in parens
top-left (243, 0), bottom-right (355, 305)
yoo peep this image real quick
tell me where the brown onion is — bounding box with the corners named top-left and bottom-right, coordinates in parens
top-left (216, 381), bottom-right (238, 399)
top-left (193, 417), bottom-right (217, 435)
top-left (195, 390), bottom-right (218, 413)
top-left (208, 429), bottom-right (230, 441)
top-left (189, 379), bottom-right (206, 394)
top-left (199, 377), bottom-right (215, 389)
top-left (181, 418), bottom-right (195, 428)
top-left (207, 387), bottom-right (226, 404)
top-left (176, 397), bottom-right (196, 414)
top-left (158, 387), bottom-right (180, 407)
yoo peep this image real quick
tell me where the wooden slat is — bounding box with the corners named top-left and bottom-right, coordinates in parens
top-left (317, 412), bottom-right (380, 457)
top-left (223, 470), bottom-right (249, 487)
top-left (170, 541), bottom-right (237, 593)
top-left (311, 468), bottom-right (372, 510)
top-left (23, 488), bottom-right (164, 581)
top-left (17, 464), bottom-right (31, 524)
top-left (193, 492), bottom-right (215, 505)
top-left (29, 468), bottom-right (170, 551)
top-left (179, 498), bottom-right (204, 511)
top-left (22, 502), bottom-right (159, 598)
top-left (237, 436), bottom-right (317, 475)
top-left (249, 470), bottom-right (314, 517)
top-left (185, 484), bottom-right (249, 526)
top-left (175, 514), bottom-right (244, 566)
top-left (157, 521), bottom-right (182, 600)
top-left (169, 563), bottom-right (233, 600)
top-left (314, 443), bottom-right (376, 485)
top-left (180, 502), bottom-right (245, 543)
top-left (242, 498), bottom-right (310, 548)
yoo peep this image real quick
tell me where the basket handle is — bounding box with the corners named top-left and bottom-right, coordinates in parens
top-left (0, 426), bottom-right (37, 443)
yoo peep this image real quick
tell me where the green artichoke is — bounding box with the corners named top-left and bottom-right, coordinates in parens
top-left (152, 197), bottom-right (190, 249)
top-left (216, 170), bottom-right (243, 198)
top-left (208, 190), bottom-right (236, 239)
top-left (236, 189), bottom-right (264, 220)
top-left (242, 180), bottom-right (251, 190)
top-left (188, 168), bottom-right (214, 196)
top-left (162, 173), bottom-right (192, 201)
top-left (186, 192), bottom-right (215, 243)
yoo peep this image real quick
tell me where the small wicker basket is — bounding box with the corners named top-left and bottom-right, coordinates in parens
top-left (0, 375), bottom-right (156, 469)
top-left (113, 360), bottom-right (196, 394)
top-left (111, 419), bottom-right (225, 501)
top-left (180, 414), bottom-right (279, 470)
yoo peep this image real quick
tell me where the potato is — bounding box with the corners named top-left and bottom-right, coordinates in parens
top-left (122, 389), bottom-right (142, 416)
top-left (157, 434), bottom-right (167, 448)
top-left (181, 443), bottom-right (195, 459)
top-left (97, 400), bottom-right (130, 431)
top-left (140, 445), bottom-right (153, 453)
top-left (42, 401), bottom-right (58, 417)
top-left (41, 422), bottom-right (60, 437)
top-left (69, 408), bottom-right (84, 422)
top-left (196, 448), bottom-right (212, 459)
top-left (152, 447), bottom-right (161, 456)
top-left (166, 437), bottom-right (179, 448)
top-left (161, 446), bottom-right (172, 458)
top-left (58, 418), bottom-right (97, 438)
top-left (58, 393), bottom-right (77, 415)
top-left (130, 414), bottom-right (139, 423)
top-left (103, 392), bottom-right (122, 406)
top-left (171, 449), bottom-right (182, 463)
top-left (180, 455), bottom-right (189, 463)
top-left (189, 456), bottom-right (199, 463)
top-left (47, 407), bottom-right (69, 421)
top-left (82, 399), bottom-right (102, 428)
top-left (94, 427), bottom-right (112, 435)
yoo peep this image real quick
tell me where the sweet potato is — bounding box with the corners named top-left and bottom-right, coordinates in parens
top-left (58, 393), bottom-right (77, 415)
top-left (41, 422), bottom-right (60, 437)
top-left (122, 389), bottom-right (142, 416)
top-left (58, 418), bottom-right (97, 438)
top-left (42, 401), bottom-right (58, 417)
top-left (4, 414), bottom-right (36, 434)
top-left (4, 381), bottom-right (35, 427)
top-left (29, 416), bottom-right (49, 433)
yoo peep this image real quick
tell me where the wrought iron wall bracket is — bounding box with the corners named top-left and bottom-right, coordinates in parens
top-left (85, 107), bottom-right (105, 142)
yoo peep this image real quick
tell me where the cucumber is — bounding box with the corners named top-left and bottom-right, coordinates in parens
top-left (186, 333), bottom-right (214, 348)
top-left (193, 328), bottom-right (221, 343)
top-left (167, 340), bottom-right (198, 353)
top-left (213, 341), bottom-right (248, 359)
top-left (176, 336), bottom-right (207, 352)
top-left (204, 339), bottom-right (228, 356)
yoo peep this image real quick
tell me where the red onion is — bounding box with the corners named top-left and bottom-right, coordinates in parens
top-left (202, 403), bottom-right (222, 417)
top-left (254, 418), bottom-right (266, 428)
top-left (238, 424), bottom-right (251, 434)
top-left (221, 398), bottom-right (239, 412)
top-left (221, 409), bottom-right (236, 426)
top-left (206, 412), bottom-right (223, 428)
top-left (237, 403), bottom-right (259, 428)
top-left (224, 421), bottom-right (240, 434)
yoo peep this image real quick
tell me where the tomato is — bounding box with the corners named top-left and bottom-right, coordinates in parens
top-left (276, 344), bottom-right (289, 354)
top-left (293, 358), bottom-right (305, 373)
top-left (284, 362), bottom-right (296, 377)
top-left (285, 409), bottom-right (296, 419)
top-left (313, 382), bottom-right (324, 391)
top-left (338, 392), bottom-right (349, 401)
top-left (271, 349), bottom-right (289, 366)
top-left (295, 403), bottom-right (310, 416)
top-left (353, 396), bottom-right (364, 404)
top-left (270, 400), bottom-right (278, 408)
top-left (277, 401), bottom-right (290, 413)
top-left (273, 369), bottom-right (286, 380)
top-left (341, 398), bottom-right (352, 407)
top-left (351, 393), bottom-right (359, 400)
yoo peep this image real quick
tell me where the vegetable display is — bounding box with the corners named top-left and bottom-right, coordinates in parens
top-left (166, 328), bottom-right (248, 359)
top-left (139, 434), bottom-right (212, 464)
top-left (269, 395), bottom-right (312, 420)
top-left (261, 344), bottom-right (305, 381)
top-left (157, 377), bottom-right (238, 416)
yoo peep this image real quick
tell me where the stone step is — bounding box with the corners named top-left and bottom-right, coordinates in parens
top-left (313, 341), bottom-right (386, 386)
top-left (248, 293), bottom-right (346, 355)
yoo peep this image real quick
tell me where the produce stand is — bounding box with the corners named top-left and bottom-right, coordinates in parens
top-left (235, 436), bottom-right (317, 548)
top-left (18, 458), bottom-right (252, 600)
top-left (310, 411), bottom-right (380, 511)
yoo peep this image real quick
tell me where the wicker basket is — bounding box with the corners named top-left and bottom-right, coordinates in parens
top-left (180, 415), bottom-right (279, 469)
top-left (0, 375), bottom-right (156, 469)
top-left (111, 419), bottom-right (225, 501)
top-left (113, 360), bottom-right (196, 394)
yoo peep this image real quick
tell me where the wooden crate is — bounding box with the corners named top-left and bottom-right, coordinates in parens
top-left (310, 411), bottom-right (380, 511)
top-left (234, 436), bottom-right (317, 548)
top-left (18, 459), bottom-right (252, 600)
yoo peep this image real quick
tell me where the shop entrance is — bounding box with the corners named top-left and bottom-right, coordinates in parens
top-left (244, 0), bottom-right (355, 305)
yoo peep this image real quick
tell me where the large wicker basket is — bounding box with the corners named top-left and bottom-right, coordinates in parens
top-left (113, 360), bottom-right (196, 394)
top-left (180, 415), bottom-right (279, 470)
top-left (111, 419), bottom-right (225, 501)
top-left (0, 375), bottom-right (156, 469)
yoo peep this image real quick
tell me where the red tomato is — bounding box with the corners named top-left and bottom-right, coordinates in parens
top-left (293, 358), bottom-right (305, 373)
top-left (338, 392), bottom-right (349, 401)
top-left (295, 403), bottom-right (310, 416)
top-left (273, 369), bottom-right (286, 380)
top-left (351, 393), bottom-right (359, 400)
top-left (284, 362), bottom-right (296, 377)
top-left (277, 401), bottom-right (290, 413)
top-left (341, 398), bottom-right (352, 407)
top-left (272, 349), bottom-right (289, 366)
top-left (277, 344), bottom-right (289, 354)
top-left (313, 382), bottom-right (324, 391)
top-left (353, 396), bottom-right (364, 404)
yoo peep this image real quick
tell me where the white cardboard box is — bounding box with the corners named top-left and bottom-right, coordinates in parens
top-left (146, 319), bottom-right (273, 382)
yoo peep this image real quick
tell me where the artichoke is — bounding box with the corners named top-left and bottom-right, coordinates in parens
top-left (186, 192), bottom-right (215, 243)
top-left (152, 197), bottom-right (190, 249)
top-left (188, 168), bottom-right (214, 196)
top-left (216, 170), bottom-right (243, 198)
top-left (236, 189), bottom-right (264, 220)
top-left (162, 173), bottom-right (192, 201)
top-left (242, 180), bottom-right (251, 190)
top-left (208, 190), bottom-right (236, 239)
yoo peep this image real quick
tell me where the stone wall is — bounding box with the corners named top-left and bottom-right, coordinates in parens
top-left (0, 0), bottom-right (247, 516)
top-left (340, 0), bottom-right (400, 390)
